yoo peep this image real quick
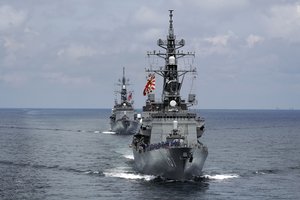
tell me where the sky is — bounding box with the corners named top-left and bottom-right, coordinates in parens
top-left (0, 0), bottom-right (300, 109)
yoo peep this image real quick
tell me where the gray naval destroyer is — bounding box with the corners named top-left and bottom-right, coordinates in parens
top-left (131, 10), bottom-right (208, 180)
top-left (109, 67), bottom-right (139, 135)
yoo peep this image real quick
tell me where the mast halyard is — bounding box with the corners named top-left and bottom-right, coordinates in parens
top-left (146, 10), bottom-right (196, 109)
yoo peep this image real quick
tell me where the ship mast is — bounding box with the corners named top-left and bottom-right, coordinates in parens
top-left (120, 67), bottom-right (128, 104)
top-left (146, 10), bottom-right (196, 108)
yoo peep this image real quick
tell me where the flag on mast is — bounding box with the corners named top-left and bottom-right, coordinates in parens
top-left (128, 92), bottom-right (132, 101)
top-left (143, 73), bottom-right (155, 96)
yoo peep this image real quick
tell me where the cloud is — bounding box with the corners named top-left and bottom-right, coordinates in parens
top-left (42, 72), bottom-right (92, 87)
top-left (133, 6), bottom-right (164, 26)
top-left (205, 34), bottom-right (231, 46)
top-left (24, 27), bottom-right (40, 36)
top-left (1, 37), bottom-right (24, 66)
top-left (263, 2), bottom-right (300, 41)
top-left (246, 34), bottom-right (264, 48)
top-left (0, 73), bottom-right (28, 87)
top-left (57, 44), bottom-right (97, 60)
top-left (190, 0), bottom-right (249, 10)
top-left (141, 28), bottom-right (163, 41)
top-left (195, 31), bottom-right (237, 56)
top-left (173, 0), bottom-right (249, 13)
top-left (0, 5), bottom-right (27, 31)
top-left (0, 1), bottom-right (299, 109)
top-left (3, 37), bottom-right (24, 51)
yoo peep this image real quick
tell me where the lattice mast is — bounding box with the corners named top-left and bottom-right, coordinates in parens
top-left (146, 10), bottom-right (196, 108)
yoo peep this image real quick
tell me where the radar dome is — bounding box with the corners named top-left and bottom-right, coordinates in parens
top-left (170, 100), bottom-right (177, 107)
top-left (169, 56), bottom-right (175, 65)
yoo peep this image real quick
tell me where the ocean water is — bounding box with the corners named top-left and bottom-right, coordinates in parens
top-left (0, 108), bottom-right (299, 200)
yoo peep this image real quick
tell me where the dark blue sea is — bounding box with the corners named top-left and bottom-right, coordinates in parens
top-left (0, 108), bottom-right (299, 200)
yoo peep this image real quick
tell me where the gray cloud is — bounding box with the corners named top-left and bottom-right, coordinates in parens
top-left (0, 0), bottom-right (299, 109)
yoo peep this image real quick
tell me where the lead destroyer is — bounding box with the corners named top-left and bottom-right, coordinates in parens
top-left (131, 10), bottom-right (208, 180)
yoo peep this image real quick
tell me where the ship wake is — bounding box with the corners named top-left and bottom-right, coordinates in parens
top-left (103, 167), bottom-right (155, 181)
top-left (203, 174), bottom-right (239, 180)
top-left (102, 131), bottom-right (116, 134)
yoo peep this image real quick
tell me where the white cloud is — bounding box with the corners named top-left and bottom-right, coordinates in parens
top-left (263, 2), bottom-right (300, 41)
top-left (246, 34), bottom-right (264, 48)
top-left (57, 44), bottom-right (97, 59)
top-left (24, 27), bottom-right (40, 36)
top-left (0, 1), bottom-right (299, 109)
top-left (0, 5), bottom-right (27, 31)
top-left (204, 31), bottom-right (237, 46)
top-left (197, 0), bottom-right (249, 10)
top-left (133, 6), bottom-right (164, 26)
top-left (0, 73), bottom-right (28, 87)
top-left (3, 37), bottom-right (24, 51)
top-left (174, 0), bottom-right (249, 12)
top-left (196, 31), bottom-right (237, 56)
top-left (141, 28), bottom-right (163, 41)
top-left (1, 37), bottom-right (24, 66)
top-left (205, 35), bottom-right (230, 46)
top-left (43, 72), bottom-right (92, 86)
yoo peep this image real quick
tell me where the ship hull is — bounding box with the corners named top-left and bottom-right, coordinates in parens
top-left (111, 119), bottom-right (139, 135)
top-left (133, 145), bottom-right (208, 180)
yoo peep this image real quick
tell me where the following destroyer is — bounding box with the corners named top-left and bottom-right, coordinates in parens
top-left (109, 67), bottom-right (139, 135)
top-left (131, 10), bottom-right (208, 180)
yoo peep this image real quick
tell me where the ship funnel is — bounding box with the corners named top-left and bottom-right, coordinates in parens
top-left (173, 120), bottom-right (178, 130)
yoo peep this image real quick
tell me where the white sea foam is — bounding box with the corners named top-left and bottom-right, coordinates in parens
top-left (204, 174), bottom-right (239, 180)
top-left (84, 170), bottom-right (101, 174)
top-left (104, 167), bottom-right (154, 181)
top-left (102, 131), bottom-right (116, 134)
top-left (123, 154), bottom-right (134, 160)
top-left (104, 172), bottom-right (154, 181)
top-left (94, 130), bottom-right (100, 134)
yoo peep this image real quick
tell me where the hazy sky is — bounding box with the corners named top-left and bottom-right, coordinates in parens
top-left (1, 0), bottom-right (299, 109)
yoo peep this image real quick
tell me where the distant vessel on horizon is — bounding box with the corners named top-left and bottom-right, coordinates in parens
top-left (109, 67), bottom-right (139, 135)
top-left (131, 10), bottom-right (208, 180)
